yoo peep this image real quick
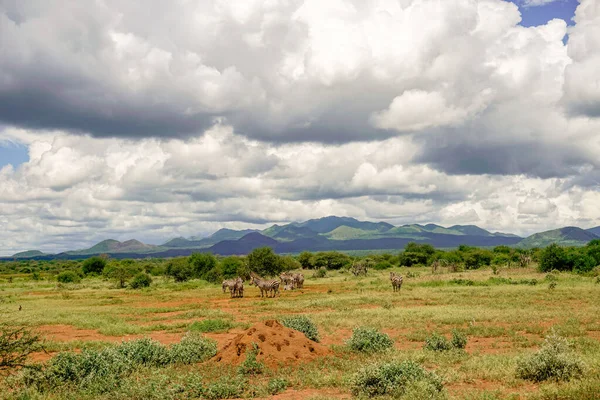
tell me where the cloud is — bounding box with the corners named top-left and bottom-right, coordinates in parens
top-left (521, 0), bottom-right (565, 8)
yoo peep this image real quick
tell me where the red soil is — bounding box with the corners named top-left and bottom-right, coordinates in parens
top-left (213, 320), bottom-right (330, 368)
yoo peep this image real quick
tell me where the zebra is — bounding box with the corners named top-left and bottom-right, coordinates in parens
top-left (250, 274), bottom-right (280, 298)
top-left (234, 277), bottom-right (244, 298)
top-left (280, 272), bottom-right (295, 290)
top-left (390, 272), bottom-right (403, 292)
top-left (222, 279), bottom-right (237, 298)
top-left (292, 272), bottom-right (304, 289)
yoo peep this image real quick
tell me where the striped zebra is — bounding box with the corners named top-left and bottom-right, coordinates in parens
top-left (250, 274), bottom-right (280, 298)
top-left (234, 277), bottom-right (244, 298)
top-left (292, 272), bottom-right (304, 289)
top-left (222, 279), bottom-right (237, 298)
top-left (280, 272), bottom-right (295, 290)
top-left (390, 272), bottom-right (403, 292)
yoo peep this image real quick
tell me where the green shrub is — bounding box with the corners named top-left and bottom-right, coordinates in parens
top-left (203, 377), bottom-right (245, 400)
top-left (117, 338), bottom-right (170, 366)
top-left (424, 332), bottom-right (453, 351)
top-left (56, 271), bottom-right (80, 284)
top-left (373, 261), bottom-right (393, 270)
top-left (189, 319), bottom-right (234, 333)
top-left (267, 378), bottom-right (288, 395)
top-left (129, 272), bottom-right (152, 289)
top-left (312, 267), bottom-right (327, 278)
top-left (516, 333), bottom-right (585, 382)
top-left (0, 324), bottom-right (44, 375)
top-left (351, 360), bottom-right (444, 398)
top-left (549, 281), bottom-right (557, 290)
top-left (238, 343), bottom-right (264, 375)
top-left (169, 332), bottom-right (217, 364)
top-left (165, 258), bottom-right (193, 282)
top-left (81, 257), bottom-right (107, 275)
top-left (280, 315), bottom-right (319, 342)
top-left (451, 329), bottom-right (467, 349)
top-left (346, 327), bottom-right (393, 353)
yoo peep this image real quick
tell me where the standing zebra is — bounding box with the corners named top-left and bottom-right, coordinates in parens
top-left (222, 279), bottom-right (237, 298)
top-left (390, 272), bottom-right (403, 292)
top-left (280, 272), bottom-right (294, 290)
top-left (250, 274), bottom-right (280, 298)
top-left (234, 277), bottom-right (244, 298)
top-left (293, 272), bottom-right (304, 289)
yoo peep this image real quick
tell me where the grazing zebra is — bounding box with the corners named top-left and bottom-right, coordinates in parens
top-left (233, 277), bottom-right (244, 298)
top-left (250, 274), bottom-right (280, 298)
top-left (390, 272), bottom-right (403, 292)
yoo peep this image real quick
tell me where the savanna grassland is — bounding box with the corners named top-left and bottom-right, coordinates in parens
top-left (1, 263), bottom-right (600, 399)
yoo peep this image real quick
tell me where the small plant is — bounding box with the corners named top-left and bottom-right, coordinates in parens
top-left (516, 332), bottom-right (585, 382)
top-left (596, 276), bottom-right (600, 284)
top-left (129, 272), bottom-right (152, 289)
top-left (549, 281), bottom-right (557, 290)
top-left (31, 272), bottom-right (41, 281)
top-left (451, 329), bottom-right (468, 349)
top-left (267, 377), bottom-right (288, 395)
top-left (312, 267), bottom-right (327, 278)
top-left (238, 343), bottom-right (264, 375)
top-left (346, 327), bottom-right (393, 353)
top-left (280, 315), bottom-right (320, 342)
top-left (424, 332), bottom-right (453, 351)
top-left (189, 319), bottom-right (234, 333)
top-left (56, 271), bottom-right (81, 284)
top-left (491, 265), bottom-right (499, 275)
top-left (203, 377), bottom-right (245, 400)
top-left (406, 271), bottom-right (420, 278)
top-left (351, 360), bottom-right (444, 398)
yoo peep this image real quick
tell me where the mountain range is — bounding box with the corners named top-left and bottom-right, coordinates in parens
top-left (5, 216), bottom-right (600, 260)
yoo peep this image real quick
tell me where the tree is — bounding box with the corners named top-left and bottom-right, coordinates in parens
top-left (129, 273), bottom-right (152, 289)
top-left (297, 252), bottom-right (314, 269)
top-left (103, 262), bottom-right (140, 288)
top-left (247, 247), bottom-right (282, 276)
top-left (539, 244), bottom-right (568, 272)
top-left (165, 258), bottom-right (194, 282)
top-left (81, 257), bottom-right (107, 275)
top-left (312, 252), bottom-right (352, 270)
top-left (220, 256), bottom-right (244, 279)
top-left (189, 253), bottom-right (217, 279)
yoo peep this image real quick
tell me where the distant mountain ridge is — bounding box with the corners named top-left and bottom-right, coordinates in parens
top-left (6, 216), bottom-right (600, 260)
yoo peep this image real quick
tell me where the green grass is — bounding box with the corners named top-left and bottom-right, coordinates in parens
top-left (1, 267), bottom-right (600, 399)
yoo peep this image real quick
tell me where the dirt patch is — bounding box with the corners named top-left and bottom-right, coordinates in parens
top-left (37, 324), bottom-right (183, 345)
top-left (466, 337), bottom-right (515, 354)
top-left (213, 320), bottom-right (330, 368)
top-left (233, 388), bottom-right (350, 400)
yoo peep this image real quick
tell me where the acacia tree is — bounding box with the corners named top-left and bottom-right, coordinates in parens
top-left (1, 323), bottom-right (43, 375)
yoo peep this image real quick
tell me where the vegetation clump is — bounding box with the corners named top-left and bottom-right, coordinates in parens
top-left (516, 333), bottom-right (585, 382)
top-left (238, 343), bottom-right (264, 375)
top-left (56, 271), bottom-right (80, 284)
top-left (129, 272), bottom-right (152, 289)
top-left (280, 315), bottom-right (320, 342)
top-left (346, 327), bottom-right (393, 353)
top-left (189, 319), bottom-right (234, 333)
top-left (424, 330), bottom-right (468, 351)
top-left (351, 360), bottom-right (444, 399)
top-left (0, 324), bottom-right (44, 375)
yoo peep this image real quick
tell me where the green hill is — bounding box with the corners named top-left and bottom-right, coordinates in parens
top-left (67, 239), bottom-right (158, 255)
top-left (518, 227), bottom-right (598, 248)
top-left (12, 250), bottom-right (46, 258)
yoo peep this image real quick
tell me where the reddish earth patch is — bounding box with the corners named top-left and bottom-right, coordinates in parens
top-left (213, 320), bottom-right (330, 368)
top-left (466, 337), bottom-right (515, 354)
top-left (37, 324), bottom-right (183, 345)
top-left (233, 388), bottom-right (350, 400)
top-left (447, 379), bottom-right (539, 398)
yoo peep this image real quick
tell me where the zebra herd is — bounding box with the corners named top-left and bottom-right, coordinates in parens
top-left (222, 270), bottom-right (402, 298)
top-left (221, 271), bottom-right (305, 298)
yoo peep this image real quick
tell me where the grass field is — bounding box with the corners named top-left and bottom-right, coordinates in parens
top-left (1, 266), bottom-right (600, 399)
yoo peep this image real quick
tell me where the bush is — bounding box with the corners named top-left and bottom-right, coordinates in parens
top-left (129, 272), bottom-right (152, 289)
top-left (168, 332), bottom-right (218, 364)
top-left (312, 267), bottom-right (327, 278)
top-left (165, 258), bottom-right (194, 282)
top-left (24, 334), bottom-right (217, 393)
top-left (451, 329), bottom-right (467, 349)
top-left (238, 343), bottom-right (264, 375)
top-left (1, 324), bottom-right (44, 374)
top-left (189, 253), bottom-right (217, 278)
top-left (351, 360), bottom-right (444, 398)
top-left (189, 319), bottom-right (234, 333)
top-left (424, 332), bottom-right (453, 351)
top-left (373, 261), bottom-right (393, 270)
top-left (56, 271), bottom-right (80, 284)
top-left (539, 244), bottom-right (569, 272)
top-left (280, 315), bottom-right (320, 342)
top-left (81, 257), bottom-right (107, 275)
top-left (247, 247), bottom-right (283, 276)
top-left (346, 327), bottom-right (393, 353)
top-left (516, 333), bottom-right (585, 382)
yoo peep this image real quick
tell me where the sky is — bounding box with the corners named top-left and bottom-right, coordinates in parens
top-left (0, 0), bottom-right (599, 256)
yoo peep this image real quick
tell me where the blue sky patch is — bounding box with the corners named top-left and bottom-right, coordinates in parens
top-left (0, 142), bottom-right (29, 169)
top-left (507, 0), bottom-right (579, 27)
